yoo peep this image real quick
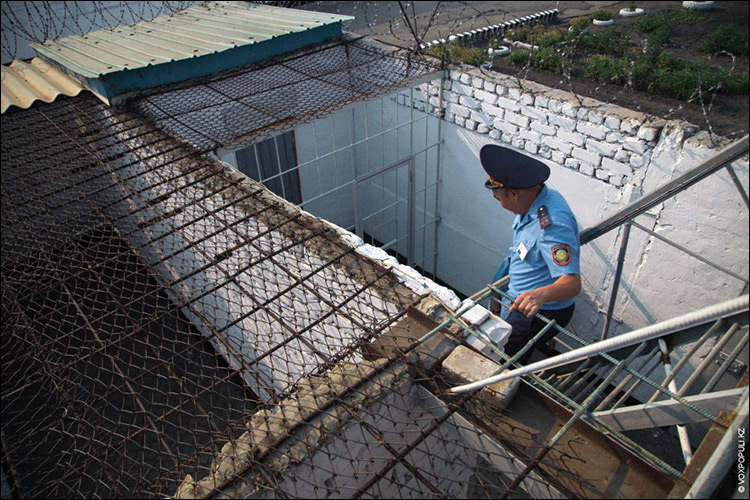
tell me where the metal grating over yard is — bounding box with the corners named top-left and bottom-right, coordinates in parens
top-left (0, 91), bottom-right (423, 497)
top-left (126, 36), bottom-right (441, 153)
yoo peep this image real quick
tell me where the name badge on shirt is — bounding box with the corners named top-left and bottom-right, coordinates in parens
top-left (517, 241), bottom-right (528, 261)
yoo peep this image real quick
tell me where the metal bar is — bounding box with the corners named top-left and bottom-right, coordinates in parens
top-left (657, 339), bottom-right (693, 465)
top-left (648, 319), bottom-right (725, 403)
top-left (601, 222), bottom-right (631, 340)
top-left (703, 330), bottom-right (749, 393)
top-left (593, 387), bottom-right (745, 431)
top-left (676, 323), bottom-right (741, 397)
top-left (685, 387), bottom-right (749, 498)
top-left (594, 342), bottom-right (651, 411)
top-left (726, 163), bottom-right (750, 209)
top-left (580, 135), bottom-right (749, 244)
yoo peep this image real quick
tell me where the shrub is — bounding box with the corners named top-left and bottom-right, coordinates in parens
top-left (509, 48), bottom-right (531, 66)
top-left (701, 24), bottom-right (750, 56)
top-left (592, 9), bottom-right (614, 21)
top-left (532, 46), bottom-right (570, 74)
top-left (429, 41), bottom-right (487, 66)
top-left (506, 25), bottom-right (566, 47)
top-left (584, 55), bottom-right (628, 85)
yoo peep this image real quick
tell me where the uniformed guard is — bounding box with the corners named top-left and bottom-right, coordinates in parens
top-left (480, 144), bottom-right (581, 364)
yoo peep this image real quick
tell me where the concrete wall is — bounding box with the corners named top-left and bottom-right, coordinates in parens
top-left (411, 65), bottom-right (748, 351)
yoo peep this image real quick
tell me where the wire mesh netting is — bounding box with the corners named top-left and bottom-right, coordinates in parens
top-left (0, 91), bottom-right (429, 498)
top-left (126, 36), bottom-right (441, 154)
top-left (0, 88), bottom-right (695, 499)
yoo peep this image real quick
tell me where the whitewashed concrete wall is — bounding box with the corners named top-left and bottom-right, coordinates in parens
top-left (409, 65), bottom-right (748, 352)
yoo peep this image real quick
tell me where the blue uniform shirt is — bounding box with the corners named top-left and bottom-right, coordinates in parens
top-left (506, 185), bottom-right (580, 310)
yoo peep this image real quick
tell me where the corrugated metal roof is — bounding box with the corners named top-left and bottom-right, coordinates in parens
top-left (28, 1), bottom-right (353, 100)
top-left (1, 57), bottom-right (86, 113)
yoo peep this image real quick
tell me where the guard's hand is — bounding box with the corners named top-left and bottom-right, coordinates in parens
top-left (510, 289), bottom-right (545, 318)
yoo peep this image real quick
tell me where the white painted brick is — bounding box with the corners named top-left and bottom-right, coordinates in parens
top-left (465, 119), bottom-right (478, 131)
top-left (521, 106), bottom-right (548, 123)
top-left (443, 79), bottom-right (453, 91)
top-left (428, 96), bottom-right (442, 109)
top-left (414, 100), bottom-right (426, 111)
top-left (475, 89), bottom-right (498, 105)
top-left (602, 157), bottom-right (632, 175)
top-left (483, 80), bottom-right (497, 92)
top-left (512, 136), bottom-right (524, 149)
top-left (538, 145), bottom-right (552, 159)
top-left (448, 103), bottom-right (471, 118)
top-left (519, 129), bottom-right (541, 144)
top-left (454, 116), bottom-right (466, 127)
top-left (493, 119), bottom-right (519, 136)
top-left (556, 128), bottom-right (585, 147)
top-left (447, 91), bottom-right (460, 103)
top-left (535, 95), bottom-right (549, 108)
top-left (472, 76), bottom-right (484, 88)
top-left (450, 69), bottom-right (462, 81)
top-left (605, 116), bottom-right (621, 130)
top-left (501, 133), bottom-right (513, 143)
top-left (495, 84), bottom-right (507, 96)
top-left (579, 163), bottom-right (595, 176)
top-left (477, 124), bottom-right (490, 134)
top-left (587, 139), bottom-right (618, 157)
top-left (489, 129), bottom-right (501, 139)
top-left (524, 141), bottom-right (539, 154)
top-left (496, 96), bottom-right (521, 112)
top-left (505, 111), bottom-right (530, 128)
top-left (551, 150), bottom-right (566, 164)
top-left (614, 149), bottom-right (629, 162)
top-left (459, 73), bottom-right (471, 84)
top-left (548, 99), bottom-right (563, 114)
top-left (549, 114), bottom-right (576, 130)
top-left (577, 108), bottom-right (589, 120)
top-left (428, 84), bottom-right (440, 96)
top-left (472, 110), bottom-right (492, 127)
top-left (531, 121), bottom-right (556, 136)
top-left (588, 110), bottom-right (604, 125)
top-left (606, 131), bottom-right (623, 143)
top-left (508, 88), bottom-right (522, 100)
top-left (481, 102), bottom-right (504, 119)
top-left (453, 81), bottom-right (474, 97)
top-left (596, 169), bottom-right (609, 180)
top-left (521, 93), bottom-right (534, 106)
top-left (459, 94), bottom-right (480, 110)
top-left (572, 147), bottom-right (601, 166)
top-left (620, 118), bottom-right (642, 135)
top-left (637, 126), bottom-right (660, 142)
top-left (630, 153), bottom-right (647, 168)
top-left (562, 103), bottom-right (578, 118)
top-left (622, 137), bottom-right (648, 155)
top-left (565, 158), bottom-right (580, 169)
top-left (577, 121), bottom-right (608, 140)
top-left (609, 174), bottom-right (625, 187)
top-left (543, 136), bottom-right (573, 154)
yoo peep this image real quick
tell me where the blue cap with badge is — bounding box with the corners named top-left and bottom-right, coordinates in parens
top-left (480, 144), bottom-right (550, 189)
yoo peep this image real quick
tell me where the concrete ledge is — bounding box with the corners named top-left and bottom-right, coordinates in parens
top-left (442, 345), bottom-right (520, 410)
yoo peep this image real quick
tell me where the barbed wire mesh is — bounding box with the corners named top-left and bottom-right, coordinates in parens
top-left (126, 35), bottom-right (442, 154)
top-left (2, 2), bottom-right (747, 499)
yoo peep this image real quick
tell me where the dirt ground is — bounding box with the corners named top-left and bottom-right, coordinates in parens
top-left (490, 1), bottom-right (749, 141)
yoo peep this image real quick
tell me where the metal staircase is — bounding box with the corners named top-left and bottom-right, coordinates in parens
top-left (455, 135), bottom-right (749, 496)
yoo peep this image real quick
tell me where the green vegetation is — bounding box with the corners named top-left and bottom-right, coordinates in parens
top-left (428, 40), bottom-right (487, 66)
top-left (438, 7), bottom-right (748, 100)
top-left (508, 8), bottom-right (748, 100)
top-left (701, 24), bottom-right (749, 56)
top-left (592, 9), bottom-right (614, 21)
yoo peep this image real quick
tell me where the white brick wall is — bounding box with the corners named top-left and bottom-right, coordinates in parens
top-left (431, 67), bottom-right (679, 188)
